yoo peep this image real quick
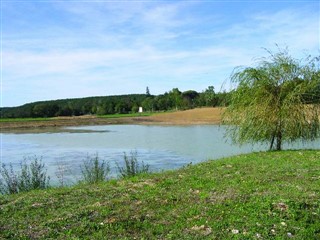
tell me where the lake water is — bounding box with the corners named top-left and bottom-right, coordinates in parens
top-left (1, 125), bottom-right (319, 184)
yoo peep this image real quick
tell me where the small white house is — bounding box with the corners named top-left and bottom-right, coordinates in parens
top-left (138, 107), bottom-right (143, 113)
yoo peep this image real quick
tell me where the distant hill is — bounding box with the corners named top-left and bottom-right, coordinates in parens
top-left (0, 94), bottom-right (147, 118)
top-left (0, 87), bottom-right (230, 118)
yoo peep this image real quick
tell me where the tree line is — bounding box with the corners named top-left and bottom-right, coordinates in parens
top-left (0, 87), bottom-right (231, 118)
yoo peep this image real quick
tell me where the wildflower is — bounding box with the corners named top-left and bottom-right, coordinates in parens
top-left (231, 229), bottom-right (239, 234)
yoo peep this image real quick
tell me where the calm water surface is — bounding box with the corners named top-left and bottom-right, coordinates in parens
top-left (1, 125), bottom-right (319, 184)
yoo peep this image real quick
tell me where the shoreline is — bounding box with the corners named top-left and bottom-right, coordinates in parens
top-left (0, 107), bottom-right (223, 131)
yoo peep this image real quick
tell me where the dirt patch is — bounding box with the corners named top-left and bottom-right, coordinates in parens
top-left (0, 107), bottom-right (223, 130)
top-left (144, 107), bottom-right (223, 125)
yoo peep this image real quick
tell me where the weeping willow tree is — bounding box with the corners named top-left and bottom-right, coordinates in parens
top-left (223, 48), bottom-right (320, 151)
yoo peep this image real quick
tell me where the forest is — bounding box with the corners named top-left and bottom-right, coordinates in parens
top-left (0, 87), bottom-right (231, 118)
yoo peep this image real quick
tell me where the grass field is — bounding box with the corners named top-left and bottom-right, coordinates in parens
top-left (0, 117), bottom-right (53, 122)
top-left (1, 150), bottom-right (319, 239)
top-left (98, 112), bottom-right (153, 118)
top-left (0, 107), bottom-right (223, 130)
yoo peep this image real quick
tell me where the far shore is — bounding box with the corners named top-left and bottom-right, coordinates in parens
top-left (0, 107), bottom-right (223, 130)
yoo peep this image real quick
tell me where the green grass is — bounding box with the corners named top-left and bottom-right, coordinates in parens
top-left (98, 112), bottom-right (153, 118)
top-left (1, 150), bottom-right (319, 239)
top-left (0, 117), bottom-right (53, 122)
top-left (0, 113), bottom-right (152, 122)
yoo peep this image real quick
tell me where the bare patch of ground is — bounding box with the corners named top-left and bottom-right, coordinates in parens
top-left (139, 107), bottom-right (223, 125)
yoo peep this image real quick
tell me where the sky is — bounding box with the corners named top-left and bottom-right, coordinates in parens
top-left (1, 0), bottom-right (319, 107)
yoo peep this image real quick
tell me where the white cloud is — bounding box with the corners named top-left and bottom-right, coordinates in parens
top-left (2, 2), bottom-right (319, 106)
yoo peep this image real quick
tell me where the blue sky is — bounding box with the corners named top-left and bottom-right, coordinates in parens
top-left (1, 1), bottom-right (319, 107)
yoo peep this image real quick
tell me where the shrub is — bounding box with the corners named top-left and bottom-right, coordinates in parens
top-left (80, 154), bottom-right (110, 184)
top-left (0, 163), bottom-right (18, 194)
top-left (116, 151), bottom-right (150, 178)
top-left (0, 157), bottom-right (50, 195)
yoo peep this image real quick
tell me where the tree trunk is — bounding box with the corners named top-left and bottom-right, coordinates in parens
top-left (269, 134), bottom-right (275, 151)
top-left (276, 130), bottom-right (282, 151)
top-left (270, 120), bottom-right (282, 151)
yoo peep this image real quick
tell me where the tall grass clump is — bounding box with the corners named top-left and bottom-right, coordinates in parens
top-left (116, 151), bottom-right (150, 178)
top-left (80, 154), bottom-right (110, 184)
top-left (0, 157), bottom-right (50, 195)
top-left (55, 160), bottom-right (72, 187)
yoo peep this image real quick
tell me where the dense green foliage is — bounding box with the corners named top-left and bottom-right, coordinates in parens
top-left (0, 150), bottom-right (319, 239)
top-left (0, 87), bottom-right (230, 118)
top-left (223, 49), bottom-right (320, 150)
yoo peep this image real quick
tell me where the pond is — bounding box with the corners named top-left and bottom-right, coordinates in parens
top-left (1, 125), bottom-right (319, 184)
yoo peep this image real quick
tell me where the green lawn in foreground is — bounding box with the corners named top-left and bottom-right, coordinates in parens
top-left (0, 150), bottom-right (319, 239)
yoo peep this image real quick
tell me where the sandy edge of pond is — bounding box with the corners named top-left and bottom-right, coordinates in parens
top-left (0, 108), bottom-right (223, 130)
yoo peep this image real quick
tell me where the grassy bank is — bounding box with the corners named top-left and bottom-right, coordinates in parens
top-left (1, 150), bottom-right (319, 239)
top-left (98, 112), bottom-right (153, 118)
top-left (0, 117), bottom-right (53, 122)
top-left (0, 108), bottom-right (223, 130)
top-left (0, 113), bottom-right (151, 123)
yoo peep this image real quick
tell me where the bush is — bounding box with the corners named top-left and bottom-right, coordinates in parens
top-left (80, 154), bottom-right (110, 184)
top-left (116, 151), bottom-right (150, 178)
top-left (0, 163), bottom-right (18, 194)
top-left (0, 157), bottom-right (50, 195)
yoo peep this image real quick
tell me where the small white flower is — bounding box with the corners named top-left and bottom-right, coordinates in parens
top-left (232, 229), bottom-right (239, 234)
